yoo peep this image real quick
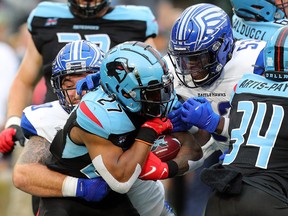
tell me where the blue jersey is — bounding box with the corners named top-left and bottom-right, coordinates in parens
top-left (223, 73), bottom-right (288, 201)
top-left (48, 87), bottom-right (145, 178)
top-left (22, 92), bottom-right (170, 216)
top-left (47, 88), bottom-right (173, 215)
top-left (27, 1), bottom-right (158, 102)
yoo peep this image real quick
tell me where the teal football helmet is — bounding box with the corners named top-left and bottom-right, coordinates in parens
top-left (100, 41), bottom-right (176, 118)
top-left (264, 26), bottom-right (288, 81)
top-left (230, 0), bottom-right (287, 21)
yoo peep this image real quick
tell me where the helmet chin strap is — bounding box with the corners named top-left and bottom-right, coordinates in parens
top-left (194, 74), bottom-right (209, 83)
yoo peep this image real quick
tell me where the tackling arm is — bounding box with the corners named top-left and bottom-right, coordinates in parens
top-left (74, 127), bottom-right (150, 194)
top-left (73, 117), bottom-right (172, 193)
top-left (13, 136), bottom-right (65, 197)
top-left (13, 136), bottom-right (109, 201)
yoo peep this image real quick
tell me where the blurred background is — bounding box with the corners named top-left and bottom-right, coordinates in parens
top-left (0, 0), bottom-right (232, 215)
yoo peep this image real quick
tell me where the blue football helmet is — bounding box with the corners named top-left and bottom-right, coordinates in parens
top-left (264, 26), bottom-right (288, 81)
top-left (100, 41), bottom-right (176, 118)
top-left (52, 40), bottom-right (104, 113)
top-left (68, 0), bottom-right (111, 19)
top-left (168, 3), bottom-right (234, 88)
top-left (230, 0), bottom-right (287, 21)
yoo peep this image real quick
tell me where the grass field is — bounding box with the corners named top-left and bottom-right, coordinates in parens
top-left (0, 148), bottom-right (33, 216)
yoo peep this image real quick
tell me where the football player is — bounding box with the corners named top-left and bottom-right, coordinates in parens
top-left (0, 0), bottom-right (158, 158)
top-left (15, 40), bottom-right (178, 216)
top-left (166, 3), bottom-right (267, 216)
top-left (182, 25), bottom-right (288, 216)
top-left (230, 0), bottom-right (288, 41)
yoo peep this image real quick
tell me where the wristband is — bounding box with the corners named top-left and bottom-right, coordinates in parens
top-left (5, 116), bottom-right (21, 129)
top-left (220, 117), bottom-right (230, 138)
top-left (201, 136), bottom-right (216, 160)
top-left (135, 139), bottom-right (153, 146)
top-left (136, 127), bottom-right (158, 145)
top-left (62, 176), bottom-right (78, 197)
top-left (166, 160), bottom-right (178, 178)
top-left (183, 158), bottom-right (205, 175)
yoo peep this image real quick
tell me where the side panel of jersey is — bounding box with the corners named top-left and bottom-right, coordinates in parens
top-left (232, 14), bottom-right (288, 41)
top-left (223, 74), bottom-right (288, 174)
top-left (21, 100), bottom-right (68, 142)
top-left (27, 2), bottom-right (158, 102)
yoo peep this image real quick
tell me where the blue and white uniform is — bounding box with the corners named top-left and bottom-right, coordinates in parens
top-left (171, 39), bottom-right (266, 149)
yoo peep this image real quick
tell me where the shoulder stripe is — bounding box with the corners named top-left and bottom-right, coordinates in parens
top-left (79, 101), bottom-right (103, 128)
top-left (275, 27), bottom-right (288, 71)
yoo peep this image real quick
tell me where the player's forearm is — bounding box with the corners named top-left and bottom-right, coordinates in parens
top-left (90, 141), bottom-right (150, 194)
top-left (172, 132), bottom-right (203, 175)
top-left (215, 117), bottom-right (229, 137)
top-left (13, 163), bottom-right (65, 197)
top-left (13, 136), bottom-right (64, 196)
top-left (98, 141), bottom-right (150, 182)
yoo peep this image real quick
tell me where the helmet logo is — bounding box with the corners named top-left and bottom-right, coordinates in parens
top-left (106, 59), bottom-right (133, 83)
top-left (177, 5), bottom-right (228, 50)
top-left (66, 61), bottom-right (86, 72)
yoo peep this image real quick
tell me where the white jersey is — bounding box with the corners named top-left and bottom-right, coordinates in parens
top-left (21, 101), bottom-right (68, 142)
top-left (168, 39), bottom-right (266, 150)
top-left (173, 39), bottom-right (266, 113)
top-left (21, 100), bottom-right (172, 216)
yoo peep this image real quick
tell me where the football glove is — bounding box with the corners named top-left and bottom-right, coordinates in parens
top-left (76, 73), bottom-right (100, 95)
top-left (181, 97), bottom-right (220, 133)
top-left (62, 176), bottom-right (110, 202)
top-left (168, 101), bottom-right (193, 132)
top-left (0, 125), bottom-right (25, 154)
top-left (136, 118), bottom-right (173, 145)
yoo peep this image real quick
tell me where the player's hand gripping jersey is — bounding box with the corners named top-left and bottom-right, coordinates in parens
top-left (28, 2), bottom-right (158, 101)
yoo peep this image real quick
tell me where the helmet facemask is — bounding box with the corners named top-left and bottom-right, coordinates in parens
top-left (231, 0), bottom-right (287, 21)
top-left (275, 0), bottom-right (288, 18)
top-left (52, 68), bottom-right (98, 113)
top-left (52, 40), bottom-right (104, 113)
top-left (135, 74), bottom-right (175, 118)
top-left (169, 38), bottom-right (229, 88)
top-left (68, 0), bottom-right (110, 19)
